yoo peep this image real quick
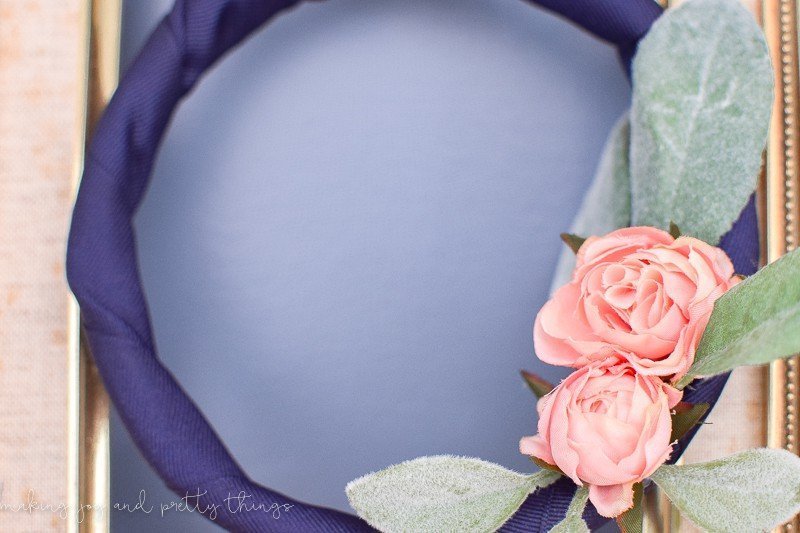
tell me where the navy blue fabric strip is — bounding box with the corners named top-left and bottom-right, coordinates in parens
top-left (66, 0), bottom-right (756, 531)
top-left (527, 0), bottom-right (664, 75)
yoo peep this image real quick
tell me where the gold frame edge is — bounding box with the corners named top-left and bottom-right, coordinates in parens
top-left (68, 1), bottom-right (122, 532)
top-left (763, 0), bottom-right (800, 531)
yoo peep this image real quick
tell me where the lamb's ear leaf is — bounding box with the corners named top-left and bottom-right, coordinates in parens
top-left (670, 402), bottom-right (710, 442)
top-left (650, 448), bottom-right (800, 532)
top-left (550, 113), bottom-right (631, 292)
top-left (346, 456), bottom-right (560, 533)
top-left (521, 370), bottom-right (555, 399)
top-left (679, 248), bottom-right (800, 387)
top-left (630, 0), bottom-right (773, 244)
top-left (549, 487), bottom-right (589, 533)
top-left (560, 233), bottom-right (587, 255)
top-left (616, 483), bottom-right (644, 533)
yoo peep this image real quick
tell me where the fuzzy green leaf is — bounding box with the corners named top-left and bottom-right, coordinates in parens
top-left (551, 114), bottom-right (631, 293)
top-left (521, 370), bottom-right (555, 399)
top-left (630, 0), bottom-right (773, 244)
top-left (650, 448), bottom-right (800, 533)
top-left (346, 456), bottom-right (560, 533)
top-left (670, 402), bottom-right (709, 442)
top-left (683, 248), bottom-right (800, 384)
top-left (549, 487), bottom-right (589, 533)
top-left (616, 483), bottom-right (644, 533)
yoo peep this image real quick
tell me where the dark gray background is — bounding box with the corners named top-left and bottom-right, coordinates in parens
top-left (111, 0), bottom-right (630, 530)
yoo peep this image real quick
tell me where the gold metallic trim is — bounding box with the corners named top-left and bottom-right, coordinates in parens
top-left (67, 3), bottom-right (92, 531)
top-left (68, 1), bottom-right (122, 532)
top-left (763, 0), bottom-right (800, 531)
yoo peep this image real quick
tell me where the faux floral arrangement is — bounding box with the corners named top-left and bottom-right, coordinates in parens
top-left (521, 226), bottom-right (745, 519)
top-left (344, 0), bottom-right (800, 531)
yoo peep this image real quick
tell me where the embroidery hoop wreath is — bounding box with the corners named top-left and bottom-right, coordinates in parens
top-left (66, 0), bottom-right (800, 532)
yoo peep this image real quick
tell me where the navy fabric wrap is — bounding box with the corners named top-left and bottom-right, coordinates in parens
top-left (66, 0), bottom-right (758, 531)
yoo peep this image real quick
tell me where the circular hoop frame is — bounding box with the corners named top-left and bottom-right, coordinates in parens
top-left (66, 1), bottom-right (756, 531)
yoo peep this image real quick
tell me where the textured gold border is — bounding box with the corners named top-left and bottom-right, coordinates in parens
top-left (763, 0), bottom-right (800, 531)
top-left (67, 4), bottom-right (91, 530)
top-left (68, 1), bottom-right (121, 532)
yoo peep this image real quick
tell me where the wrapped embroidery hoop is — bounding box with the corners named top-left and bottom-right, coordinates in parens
top-left (66, 0), bottom-right (764, 531)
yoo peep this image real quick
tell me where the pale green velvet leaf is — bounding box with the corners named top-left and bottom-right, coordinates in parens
top-left (630, 0), bottom-right (772, 244)
top-left (550, 114), bottom-right (631, 293)
top-left (683, 248), bottom-right (800, 383)
top-left (549, 487), bottom-right (589, 533)
top-left (346, 456), bottom-right (560, 533)
top-left (650, 448), bottom-right (800, 533)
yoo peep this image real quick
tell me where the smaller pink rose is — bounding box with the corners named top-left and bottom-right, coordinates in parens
top-left (534, 227), bottom-right (740, 381)
top-left (520, 361), bottom-right (682, 518)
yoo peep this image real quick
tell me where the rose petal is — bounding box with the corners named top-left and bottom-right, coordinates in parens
top-left (589, 482), bottom-right (635, 518)
top-left (534, 283), bottom-right (600, 366)
top-left (519, 435), bottom-right (554, 464)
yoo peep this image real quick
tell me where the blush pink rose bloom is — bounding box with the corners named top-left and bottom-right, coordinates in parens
top-left (520, 362), bottom-right (682, 517)
top-left (535, 226), bottom-right (739, 381)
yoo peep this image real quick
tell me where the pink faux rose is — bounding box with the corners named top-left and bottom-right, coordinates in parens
top-left (535, 226), bottom-right (739, 381)
top-left (520, 361), bottom-right (682, 517)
